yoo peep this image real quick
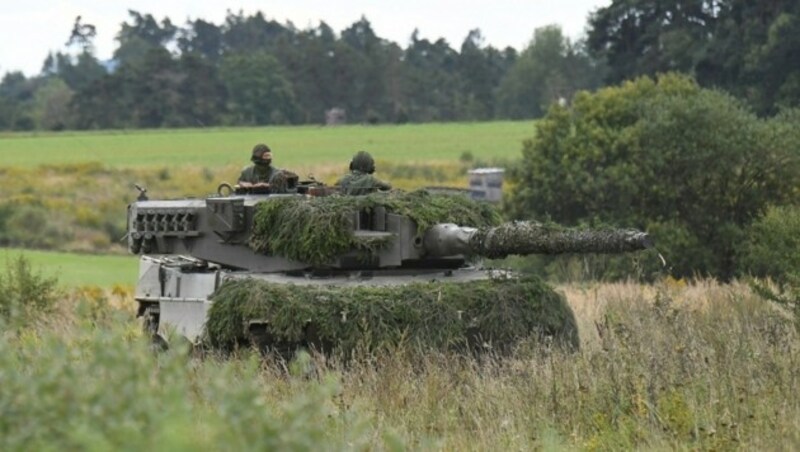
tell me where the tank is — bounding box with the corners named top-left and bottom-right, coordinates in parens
top-left (128, 178), bottom-right (652, 353)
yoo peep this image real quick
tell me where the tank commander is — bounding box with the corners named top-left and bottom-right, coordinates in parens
top-left (336, 151), bottom-right (392, 195)
top-left (237, 143), bottom-right (281, 188)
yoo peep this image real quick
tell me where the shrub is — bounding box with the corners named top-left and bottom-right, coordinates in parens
top-left (739, 205), bottom-right (800, 281)
top-left (506, 73), bottom-right (800, 279)
top-left (742, 205), bottom-right (800, 332)
top-left (0, 255), bottom-right (59, 327)
top-left (0, 324), bottom-right (376, 450)
top-left (0, 203), bottom-right (74, 249)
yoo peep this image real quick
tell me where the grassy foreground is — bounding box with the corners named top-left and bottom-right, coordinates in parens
top-left (2, 276), bottom-right (798, 450)
top-left (0, 121), bottom-right (533, 168)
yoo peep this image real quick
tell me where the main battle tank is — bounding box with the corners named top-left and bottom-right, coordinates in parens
top-left (128, 176), bottom-right (651, 353)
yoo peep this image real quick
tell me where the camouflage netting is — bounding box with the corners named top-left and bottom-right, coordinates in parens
top-left (470, 222), bottom-right (653, 259)
top-left (250, 190), bottom-right (501, 265)
top-left (204, 275), bottom-right (579, 354)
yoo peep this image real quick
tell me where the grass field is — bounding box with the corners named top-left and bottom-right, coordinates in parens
top-left (0, 121), bottom-right (534, 168)
top-left (0, 248), bottom-right (137, 288)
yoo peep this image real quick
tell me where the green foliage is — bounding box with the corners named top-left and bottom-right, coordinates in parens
top-left (0, 323), bottom-right (377, 450)
top-left (0, 202), bottom-right (74, 249)
top-left (743, 205), bottom-right (800, 333)
top-left (739, 205), bottom-right (800, 281)
top-left (587, 0), bottom-right (800, 114)
top-left (588, 0), bottom-right (714, 84)
top-left (506, 74), bottom-right (800, 279)
top-left (250, 190), bottom-right (501, 265)
top-left (205, 275), bottom-right (578, 353)
top-left (32, 77), bottom-right (74, 131)
top-left (0, 255), bottom-right (59, 326)
top-left (220, 52), bottom-right (298, 125)
top-left (497, 25), bottom-right (601, 119)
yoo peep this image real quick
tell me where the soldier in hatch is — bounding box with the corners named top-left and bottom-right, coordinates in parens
top-left (238, 143), bottom-right (281, 188)
top-left (336, 151), bottom-right (392, 195)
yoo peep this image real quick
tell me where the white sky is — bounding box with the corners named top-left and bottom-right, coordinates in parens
top-left (0, 0), bottom-right (610, 76)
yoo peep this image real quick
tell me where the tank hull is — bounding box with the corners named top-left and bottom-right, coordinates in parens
top-left (136, 255), bottom-right (580, 353)
top-left (136, 255), bottom-right (504, 344)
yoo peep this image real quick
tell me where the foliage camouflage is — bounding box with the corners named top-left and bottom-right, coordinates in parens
top-left (204, 275), bottom-right (578, 353)
top-left (250, 190), bottom-right (501, 265)
top-left (470, 222), bottom-right (652, 258)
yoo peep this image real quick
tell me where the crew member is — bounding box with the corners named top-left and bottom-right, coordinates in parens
top-left (336, 151), bottom-right (392, 195)
top-left (238, 143), bottom-right (280, 188)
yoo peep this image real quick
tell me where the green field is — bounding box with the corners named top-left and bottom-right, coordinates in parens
top-left (0, 121), bottom-right (534, 168)
top-left (0, 248), bottom-right (137, 287)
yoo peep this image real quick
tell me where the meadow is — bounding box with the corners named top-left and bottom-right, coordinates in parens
top-left (0, 121), bottom-right (533, 168)
top-left (0, 248), bottom-right (136, 287)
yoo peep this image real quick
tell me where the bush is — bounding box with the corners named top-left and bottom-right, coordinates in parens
top-left (741, 205), bottom-right (800, 332)
top-left (0, 324), bottom-right (377, 450)
top-left (0, 256), bottom-right (59, 327)
top-left (506, 74), bottom-right (800, 279)
top-left (739, 205), bottom-right (800, 281)
top-left (0, 203), bottom-right (74, 249)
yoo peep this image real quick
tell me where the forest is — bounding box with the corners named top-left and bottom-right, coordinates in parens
top-left (1, 0), bottom-right (799, 130)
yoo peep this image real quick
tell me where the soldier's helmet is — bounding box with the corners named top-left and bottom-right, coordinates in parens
top-left (251, 143), bottom-right (272, 162)
top-left (349, 151), bottom-right (376, 174)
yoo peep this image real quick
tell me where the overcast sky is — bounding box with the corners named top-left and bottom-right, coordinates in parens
top-left (0, 0), bottom-right (610, 76)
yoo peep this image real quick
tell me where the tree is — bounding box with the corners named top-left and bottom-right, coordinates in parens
top-left (219, 52), bottom-right (297, 125)
top-left (402, 31), bottom-right (461, 121)
top-left (587, 0), bottom-right (716, 84)
top-left (33, 78), bottom-right (73, 130)
top-left (506, 74), bottom-right (800, 279)
top-left (222, 10), bottom-right (289, 54)
top-left (66, 16), bottom-right (97, 52)
top-left (114, 10), bottom-right (177, 67)
top-left (0, 72), bottom-right (37, 130)
top-left (173, 53), bottom-right (227, 127)
top-left (339, 17), bottom-right (400, 122)
top-left (587, 0), bottom-right (800, 114)
top-left (456, 29), bottom-right (515, 120)
top-left (496, 25), bottom-right (598, 119)
top-left (178, 19), bottom-right (224, 62)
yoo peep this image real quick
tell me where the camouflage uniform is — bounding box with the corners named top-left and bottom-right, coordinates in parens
top-left (238, 164), bottom-right (280, 184)
top-left (336, 151), bottom-right (391, 195)
top-left (238, 143), bottom-right (281, 184)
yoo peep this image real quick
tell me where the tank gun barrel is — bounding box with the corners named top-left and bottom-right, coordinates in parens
top-left (424, 221), bottom-right (652, 259)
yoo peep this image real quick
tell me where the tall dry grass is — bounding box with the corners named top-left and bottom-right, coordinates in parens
top-left (3, 277), bottom-right (798, 450)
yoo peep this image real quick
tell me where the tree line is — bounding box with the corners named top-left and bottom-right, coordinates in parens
top-left (1, 0), bottom-right (799, 131)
